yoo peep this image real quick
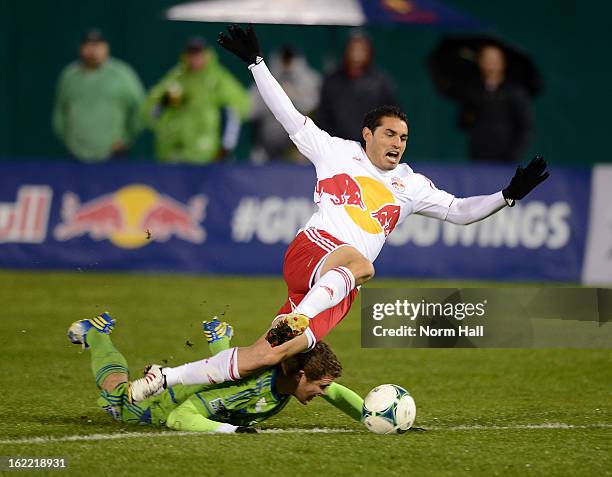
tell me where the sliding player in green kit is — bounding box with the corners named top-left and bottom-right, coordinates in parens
top-left (67, 313), bottom-right (363, 434)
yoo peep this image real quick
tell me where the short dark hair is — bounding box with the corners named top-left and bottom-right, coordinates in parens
top-left (362, 105), bottom-right (409, 134)
top-left (283, 341), bottom-right (342, 381)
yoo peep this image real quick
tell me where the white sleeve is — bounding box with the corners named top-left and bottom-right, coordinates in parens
top-left (249, 61), bottom-right (332, 166)
top-left (412, 173), bottom-right (456, 220)
top-left (289, 118), bottom-right (339, 166)
top-left (445, 191), bottom-right (507, 225)
top-left (249, 61), bottom-right (306, 136)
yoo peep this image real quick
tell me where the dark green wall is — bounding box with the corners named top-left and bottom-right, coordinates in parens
top-left (1, 0), bottom-right (610, 164)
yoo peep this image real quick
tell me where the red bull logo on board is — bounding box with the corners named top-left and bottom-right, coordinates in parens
top-left (0, 186), bottom-right (52, 244)
top-left (54, 184), bottom-right (207, 249)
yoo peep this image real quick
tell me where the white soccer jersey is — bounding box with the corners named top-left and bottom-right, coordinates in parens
top-left (290, 118), bottom-right (455, 262)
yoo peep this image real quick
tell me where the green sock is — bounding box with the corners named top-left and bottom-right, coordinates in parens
top-left (208, 336), bottom-right (231, 356)
top-left (87, 332), bottom-right (129, 390)
top-left (323, 382), bottom-right (364, 422)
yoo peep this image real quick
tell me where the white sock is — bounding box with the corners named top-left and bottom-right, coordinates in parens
top-left (163, 347), bottom-right (240, 387)
top-left (294, 266), bottom-right (356, 318)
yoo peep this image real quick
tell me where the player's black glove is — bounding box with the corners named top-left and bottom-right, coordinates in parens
top-left (217, 24), bottom-right (262, 66)
top-left (502, 154), bottom-right (550, 206)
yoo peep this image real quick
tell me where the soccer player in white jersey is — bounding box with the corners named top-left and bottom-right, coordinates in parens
top-left (129, 25), bottom-right (549, 402)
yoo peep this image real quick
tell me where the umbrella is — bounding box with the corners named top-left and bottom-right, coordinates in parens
top-left (427, 35), bottom-right (542, 99)
top-left (166, 0), bottom-right (488, 29)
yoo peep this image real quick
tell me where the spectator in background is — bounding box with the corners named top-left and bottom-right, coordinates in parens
top-left (250, 47), bottom-right (321, 164)
top-left (142, 37), bottom-right (250, 164)
top-left (52, 29), bottom-right (145, 162)
top-left (458, 44), bottom-right (533, 163)
top-left (317, 31), bottom-right (398, 143)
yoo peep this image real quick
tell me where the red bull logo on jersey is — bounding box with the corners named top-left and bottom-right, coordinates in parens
top-left (390, 176), bottom-right (406, 193)
top-left (370, 204), bottom-right (401, 237)
top-left (315, 173), bottom-right (366, 210)
top-left (317, 174), bottom-right (401, 237)
top-left (54, 184), bottom-right (207, 249)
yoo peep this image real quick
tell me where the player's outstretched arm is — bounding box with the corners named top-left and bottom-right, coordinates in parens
top-left (445, 192), bottom-right (507, 225)
top-left (445, 155), bottom-right (550, 225)
top-left (217, 25), bottom-right (305, 136)
top-left (322, 382), bottom-right (364, 422)
top-left (166, 398), bottom-right (255, 434)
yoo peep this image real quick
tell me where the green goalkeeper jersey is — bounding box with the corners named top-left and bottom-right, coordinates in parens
top-left (100, 367), bottom-right (290, 428)
top-left (165, 367), bottom-right (289, 427)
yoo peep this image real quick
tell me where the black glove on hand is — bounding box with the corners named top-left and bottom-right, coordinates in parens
top-left (217, 24), bottom-right (262, 66)
top-left (502, 154), bottom-right (550, 206)
top-left (235, 426), bottom-right (258, 434)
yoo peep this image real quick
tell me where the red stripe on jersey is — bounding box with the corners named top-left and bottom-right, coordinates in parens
top-left (228, 348), bottom-right (237, 381)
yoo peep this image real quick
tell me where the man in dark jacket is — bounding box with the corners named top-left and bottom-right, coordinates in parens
top-left (317, 32), bottom-right (398, 143)
top-left (458, 44), bottom-right (533, 163)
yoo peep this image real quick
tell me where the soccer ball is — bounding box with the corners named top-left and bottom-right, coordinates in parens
top-left (361, 384), bottom-right (416, 434)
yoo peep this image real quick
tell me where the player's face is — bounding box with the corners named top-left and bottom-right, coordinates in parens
top-left (363, 116), bottom-right (409, 171)
top-left (294, 375), bottom-right (335, 405)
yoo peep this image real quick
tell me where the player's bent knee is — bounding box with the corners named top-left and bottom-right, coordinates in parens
top-left (353, 260), bottom-right (375, 284)
top-left (101, 372), bottom-right (128, 392)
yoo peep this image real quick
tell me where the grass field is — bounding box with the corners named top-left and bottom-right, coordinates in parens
top-left (0, 270), bottom-right (610, 476)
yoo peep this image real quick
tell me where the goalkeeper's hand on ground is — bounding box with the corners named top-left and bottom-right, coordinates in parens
top-left (217, 24), bottom-right (262, 66)
top-left (502, 154), bottom-right (550, 206)
top-left (235, 426), bottom-right (258, 434)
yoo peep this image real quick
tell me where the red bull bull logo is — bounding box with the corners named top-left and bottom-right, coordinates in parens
top-left (54, 185), bottom-right (207, 249)
top-left (370, 204), bottom-right (401, 237)
top-left (54, 192), bottom-right (125, 241)
top-left (320, 174), bottom-right (402, 237)
top-left (315, 173), bottom-right (366, 210)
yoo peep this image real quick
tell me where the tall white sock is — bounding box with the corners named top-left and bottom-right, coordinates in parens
top-left (294, 266), bottom-right (356, 318)
top-left (163, 347), bottom-right (240, 387)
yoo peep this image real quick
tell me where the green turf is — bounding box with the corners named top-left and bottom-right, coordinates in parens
top-left (0, 270), bottom-right (610, 476)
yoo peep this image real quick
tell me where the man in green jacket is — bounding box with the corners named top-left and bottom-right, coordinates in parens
top-left (52, 29), bottom-right (145, 162)
top-left (142, 37), bottom-right (251, 164)
top-left (67, 313), bottom-right (364, 433)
